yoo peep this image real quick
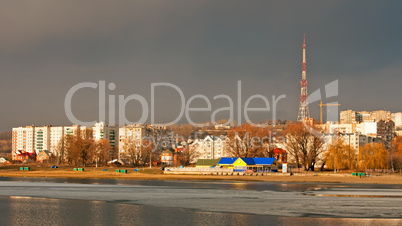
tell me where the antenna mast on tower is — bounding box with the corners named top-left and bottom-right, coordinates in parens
top-left (297, 34), bottom-right (310, 121)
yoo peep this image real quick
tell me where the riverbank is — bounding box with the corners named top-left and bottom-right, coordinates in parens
top-left (1, 165), bottom-right (402, 184)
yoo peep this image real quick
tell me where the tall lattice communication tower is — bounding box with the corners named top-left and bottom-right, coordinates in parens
top-left (297, 34), bottom-right (310, 121)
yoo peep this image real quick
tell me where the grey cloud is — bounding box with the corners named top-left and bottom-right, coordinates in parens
top-left (0, 1), bottom-right (401, 131)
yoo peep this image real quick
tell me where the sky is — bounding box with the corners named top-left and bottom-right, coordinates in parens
top-left (1, 1), bottom-right (402, 131)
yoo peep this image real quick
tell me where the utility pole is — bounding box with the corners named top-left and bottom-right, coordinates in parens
top-left (149, 152), bottom-right (152, 169)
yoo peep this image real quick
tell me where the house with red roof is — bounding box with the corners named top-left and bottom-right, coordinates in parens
top-left (268, 147), bottom-right (287, 163)
top-left (13, 150), bottom-right (36, 162)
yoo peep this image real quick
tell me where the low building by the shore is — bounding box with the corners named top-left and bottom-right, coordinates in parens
top-left (219, 157), bottom-right (277, 173)
top-left (195, 159), bottom-right (220, 168)
top-left (160, 149), bottom-right (175, 166)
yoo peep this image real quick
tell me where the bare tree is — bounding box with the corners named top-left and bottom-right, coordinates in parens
top-left (283, 123), bottom-right (324, 171)
top-left (65, 130), bottom-right (95, 167)
top-left (94, 140), bottom-right (113, 167)
top-left (122, 136), bottom-right (154, 167)
top-left (178, 143), bottom-right (198, 166)
top-left (53, 138), bottom-right (66, 165)
top-left (227, 124), bottom-right (271, 157)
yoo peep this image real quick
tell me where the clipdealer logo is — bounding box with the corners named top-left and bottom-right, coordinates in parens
top-left (64, 80), bottom-right (287, 128)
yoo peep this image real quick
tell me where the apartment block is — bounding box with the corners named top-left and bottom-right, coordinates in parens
top-left (356, 111), bottom-right (371, 123)
top-left (370, 110), bottom-right (391, 122)
top-left (323, 122), bottom-right (356, 134)
top-left (189, 135), bottom-right (229, 161)
top-left (92, 121), bottom-right (118, 148)
top-left (391, 112), bottom-right (402, 128)
top-left (340, 110), bottom-right (356, 124)
top-left (34, 126), bottom-right (51, 153)
top-left (12, 126), bottom-right (35, 158)
top-left (356, 122), bottom-right (377, 136)
top-left (50, 126), bottom-right (64, 154)
top-left (323, 132), bottom-right (360, 152)
top-left (377, 120), bottom-right (395, 150)
top-left (118, 124), bottom-right (169, 160)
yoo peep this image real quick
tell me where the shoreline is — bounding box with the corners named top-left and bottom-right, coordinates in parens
top-left (1, 166), bottom-right (402, 184)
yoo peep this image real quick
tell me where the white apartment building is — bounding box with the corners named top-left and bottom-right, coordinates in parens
top-left (370, 110), bottom-right (391, 122)
top-left (356, 122), bottom-right (377, 136)
top-left (190, 136), bottom-right (229, 161)
top-left (64, 126), bottom-right (78, 137)
top-left (50, 126), bottom-right (64, 154)
top-left (322, 132), bottom-right (360, 154)
top-left (323, 122), bottom-right (356, 134)
top-left (391, 112), bottom-right (402, 128)
top-left (353, 110), bottom-right (391, 123)
top-left (92, 121), bottom-right (118, 148)
top-left (34, 126), bottom-right (51, 154)
top-left (118, 124), bottom-right (168, 160)
top-left (340, 110), bottom-right (356, 124)
top-left (356, 111), bottom-right (371, 123)
top-left (12, 123), bottom-right (121, 161)
top-left (12, 126), bottom-right (35, 154)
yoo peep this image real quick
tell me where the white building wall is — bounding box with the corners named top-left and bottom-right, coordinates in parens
top-left (391, 112), bottom-right (402, 128)
top-left (328, 124), bottom-right (353, 134)
top-left (12, 127), bottom-right (35, 153)
top-left (359, 122), bottom-right (377, 136)
top-left (93, 122), bottom-right (118, 148)
top-left (50, 126), bottom-right (64, 154)
top-left (323, 133), bottom-right (360, 153)
top-left (64, 126), bottom-right (77, 137)
top-left (191, 136), bottom-right (229, 161)
top-left (34, 126), bottom-right (51, 154)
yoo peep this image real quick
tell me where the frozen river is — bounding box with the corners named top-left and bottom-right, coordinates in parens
top-left (0, 177), bottom-right (401, 225)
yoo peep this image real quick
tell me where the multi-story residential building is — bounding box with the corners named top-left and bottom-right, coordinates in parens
top-left (190, 135), bottom-right (229, 161)
top-left (34, 126), bottom-right (51, 154)
top-left (377, 120), bottom-right (395, 150)
top-left (64, 125), bottom-right (78, 137)
top-left (322, 132), bottom-right (360, 153)
top-left (92, 121), bottom-right (118, 148)
top-left (12, 124), bottom-right (98, 161)
top-left (50, 126), bottom-right (64, 154)
top-left (12, 126), bottom-right (35, 160)
top-left (356, 122), bottom-right (377, 136)
top-left (356, 111), bottom-right (371, 123)
top-left (323, 122), bottom-right (356, 134)
top-left (370, 110), bottom-right (391, 122)
top-left (340, 110), bottom-right (357, 124)
top-left (353, 110), bottom-right (391, 123)
top-left (391, 112), bottom-right (402, 128)
top-left (118, 124), bottom-right (169, 161)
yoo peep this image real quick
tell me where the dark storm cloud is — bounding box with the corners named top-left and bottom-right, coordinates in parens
top-left (0, 0), bottom-right (401, 130)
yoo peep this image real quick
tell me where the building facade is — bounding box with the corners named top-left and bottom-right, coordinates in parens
top-left (34, 126), bottom-right (51, 154)
top-left (118, 124), bottom-right (169, 161)
top-left (340, 110), bottom-right (357, 124)
top-left (370, 110), bottom-right (391, 122)
top-left (12, 126), bottom-right (35, 155)
top-left (377, 120), bottom-right (396, 150)
top-left (391, 112), bottom-right (402, 128)
top-left (92, 121), bottom-right (118, 148)
top-left (11, 123), bottom-right (110, 161)
top-left (190, 135), bottom-right (229, 161)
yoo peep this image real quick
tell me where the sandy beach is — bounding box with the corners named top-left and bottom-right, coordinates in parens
top-left (1, 165), bottom-right (402, 184)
